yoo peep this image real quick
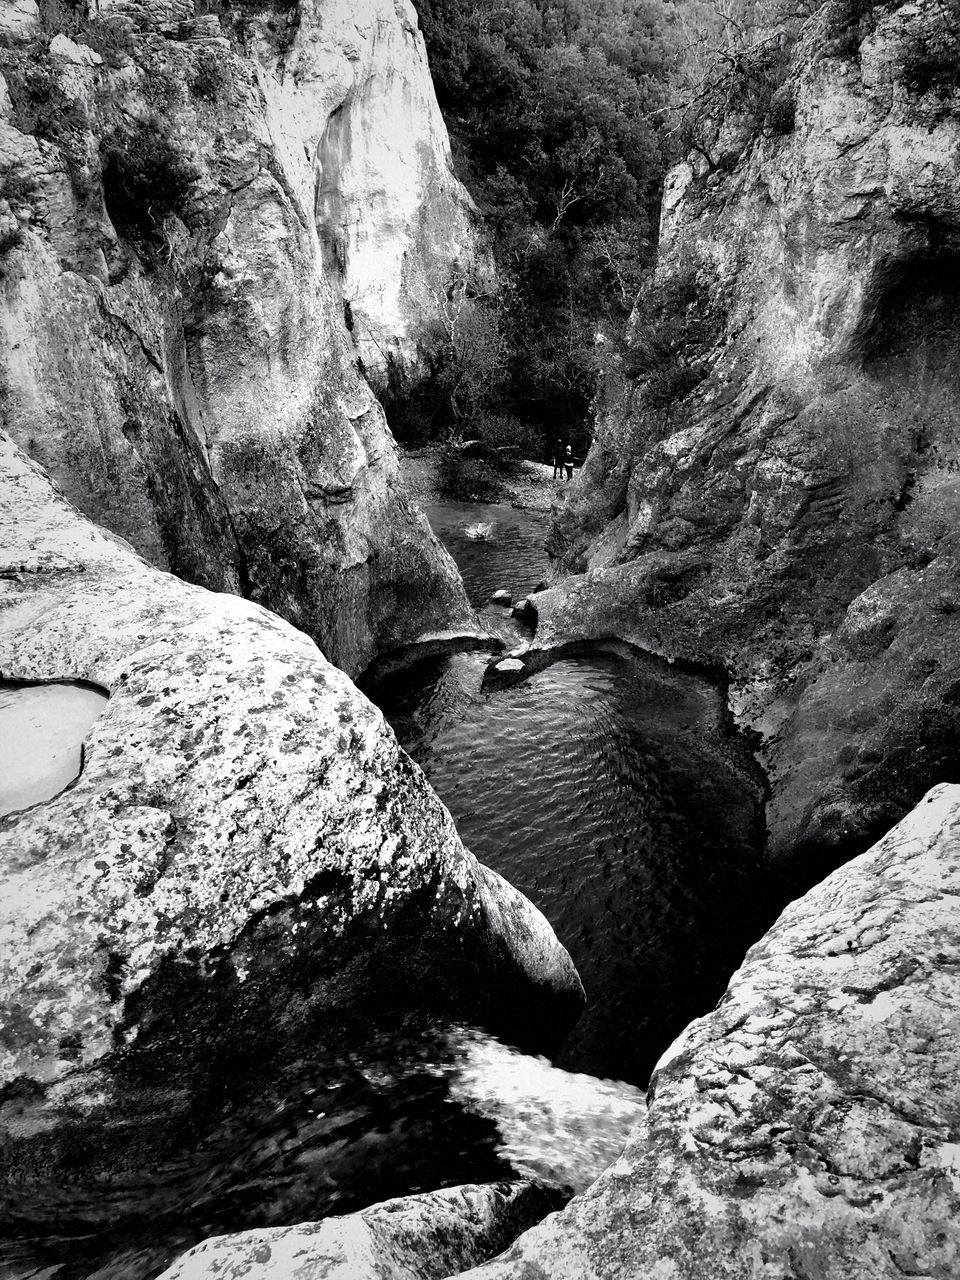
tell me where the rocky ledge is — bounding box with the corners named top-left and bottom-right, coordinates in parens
top-left (0, 433), bottom-right (583, 1181)
top-left (156, 1182), bottom-right (566, 1280)
top-left (460, 783), bottom-right (960, 1280)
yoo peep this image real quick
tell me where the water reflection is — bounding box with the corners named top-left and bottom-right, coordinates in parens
top-left (0, 681), bottom-right (108, 818)
top-left (373, 494), bottom-right (780, 1084)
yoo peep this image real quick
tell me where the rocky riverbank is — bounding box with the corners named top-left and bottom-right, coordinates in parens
top-left (542, 0), bottom-right (960, 871)
top-left (401, 450), bottom-right (562, 515)
top-left (461, 783), bottom-right (960, 1280)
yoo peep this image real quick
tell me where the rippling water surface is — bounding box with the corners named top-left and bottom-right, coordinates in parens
top-left (371, 497), bottom-right (778, 1082)
top-left (2, 495), bottom-right (782, 1280)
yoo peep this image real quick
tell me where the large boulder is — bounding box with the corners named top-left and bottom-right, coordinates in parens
top-left (0, 435), bottom-right (583, 1180)
top-left (461, 783), bottom-right (960, 1280)
top-left (543, 0), bottom-right (960, 864)
top-left (0, 0), bottom-right (480, 676)
top-left (155, 1182), bottom-right (565, 1280)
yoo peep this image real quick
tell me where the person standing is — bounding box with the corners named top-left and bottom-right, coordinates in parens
top-left (552, 440), bottom-right (564, 480)
top-left (564, 444), bottom-right (574, 482)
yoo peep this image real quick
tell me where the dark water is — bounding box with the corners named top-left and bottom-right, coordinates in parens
top-left (411, 501), bottom-right (552, 609)
top-left (370, 498), bottom-right (778, 1083)
top-left (1, 497), bottom-right (781, 1280)
top-left (1, 1025), bottom-right (642, 1280)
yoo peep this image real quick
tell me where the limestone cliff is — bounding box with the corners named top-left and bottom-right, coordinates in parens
top-left (0, 0), bottom-right (478, 677)
top-left (0, 431), bottom-right (583, 1181)
top-left (542, 0), bottom-right (960, 864)
top-left (462, 783), bottom-right (960, 1280)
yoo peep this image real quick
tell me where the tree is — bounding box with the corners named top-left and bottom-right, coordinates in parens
top-left (408, 0), bottom-right (676, 450)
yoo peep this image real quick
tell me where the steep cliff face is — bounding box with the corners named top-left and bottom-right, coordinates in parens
top-left (0, 0), bottom-right (477, 677)
top-left (543, 0), bottom-right (960, 862)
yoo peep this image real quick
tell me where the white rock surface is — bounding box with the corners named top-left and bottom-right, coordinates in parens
top-left (0, 0), bottom-right (39, 40)
top-left (155, 1183), bottom-right (564, 1280)
top-left (249, 0), bottom-right (483, 372)
top-left (0, 0), bottom-right (479, 676)
top-left (461, 784), bottom-right (960, 1279)
top-left (0, 434), bottom-right (583, 1176)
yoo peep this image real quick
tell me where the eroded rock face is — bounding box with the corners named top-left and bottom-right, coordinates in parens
top-left (545, 0), bottom-right (960, 863)
top-left (461, 783), bottom-right (960, 1280)
top-left (155, 1182), bottom-right (565, 1280)
top-left (0, 434), bottom-right (583, 1179)
top-left (0, 0), bottom-right (477, 676)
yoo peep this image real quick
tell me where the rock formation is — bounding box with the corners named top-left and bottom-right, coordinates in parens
top-left (541, 0), bottom-right (960, 865)
top-left (0, 432), bottom-right (583, 1181)
top-left (460, 783), bottom-right (960, 1280)
top-left (155, 1182), bottom-right (565, 1280)
top-left (0, 0), bottom-right (479, 677)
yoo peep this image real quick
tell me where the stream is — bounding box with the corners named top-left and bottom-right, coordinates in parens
top-left (368, 497), bottom-right (782, 1083)
top-left (1, 494), bottom-right (788, 1280)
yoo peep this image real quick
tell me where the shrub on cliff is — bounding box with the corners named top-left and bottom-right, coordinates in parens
top-left (4, 59), bottom-right (89, 142)
top-left (821, 0), bottom-right (877, 57)
top-left (101, 118), bottom-right (199, 250)
top-left (435, 444), bottom-right (505, 501)
top-left (623, 260), bottom-right (729, 417)
top-left (898, 0), bottom-right (960, 98)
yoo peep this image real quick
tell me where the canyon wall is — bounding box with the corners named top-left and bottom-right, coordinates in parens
top-left (0, 0), bottom-right (478, 677)
top-left (542, 0), bottom-right (960, 865)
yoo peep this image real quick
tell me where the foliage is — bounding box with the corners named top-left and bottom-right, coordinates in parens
top-left (435, 446), bottom-right (505, 501)
top-left (0, 166), bottom-right (39, 209)
top-left (0, 166), bottom-right (36, 259)
top-left (623, 259), bottom-right (729, 412)
top-left (898, 0), bottom-right (960, 97)
top-left (36, 0), bottom-right (85, 36)
top-left (412, 0), bottom-right (676, 452)
top-left (672, 16), bottom-right (805, 171)
top-left (4, 60), bottom-right (89, 142)
top-left (101, 118), bottom-right (198, 248)
top-left (192, 49), bottom-right (232, 101)
top-left (80, 14), bottom-right (137, 68)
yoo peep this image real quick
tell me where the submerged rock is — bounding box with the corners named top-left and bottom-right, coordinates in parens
top-left (543, 0), bottom-right (960, 864)
top-left (0, 0), bottom-right (479, 676)
top-left (496, 659), bottom-right (525, 674)
top-left (0, 436), bottom-right (583, 1180)
top-left (461, 783), bottom-right (960, 1280)
top-left (155, 1182), bottom-right (565, 1280)
top-left (491, 591), bottom-right (512, 606)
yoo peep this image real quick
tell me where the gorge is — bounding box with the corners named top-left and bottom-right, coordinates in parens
top-left (3, 0), bottom-right (960, 1278)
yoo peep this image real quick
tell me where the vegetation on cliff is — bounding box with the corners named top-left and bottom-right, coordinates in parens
top-left (378, 0), bottom-right (678, 463)
top-left (384, 0), bottom-right (829, 470)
